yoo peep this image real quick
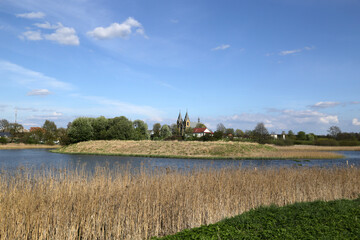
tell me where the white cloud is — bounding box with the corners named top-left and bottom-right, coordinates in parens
top-left (44, 26), bottom-right (79, 45)
top-left (27, 89), bottom-right (52, 96)
top-left (319, 115), bottom-right (339, 124)
top-left (310, 101), bottom-right (340, 109)
top-left (87, 17), bottom-right (147, 40)
top-left (0, 60), bottom-right (73, 90)
top-left (34, 22), bottom-right (62, 29)
top-left (279, 46), bottom-right (314, 56)
top-left (16, 12), bottom-right (45, 19)
top-left (353, 118), bottom-right (360, 126)
top-left (212, 44), bottom-right (230, 51)
top-left (20, 30), bottom-right (43, 41)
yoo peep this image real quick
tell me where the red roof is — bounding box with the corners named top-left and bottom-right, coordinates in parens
top-left (193, 128), bottom-right (213, 134)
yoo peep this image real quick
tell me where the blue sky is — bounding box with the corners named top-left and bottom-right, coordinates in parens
top-left (0, 0), bottom-right (360, 134)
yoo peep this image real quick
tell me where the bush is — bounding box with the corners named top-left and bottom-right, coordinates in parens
top-left (293, 140), bottom-right (314, 145)
top-left (0, 137), bottom-right (7, 144)
top-left (315, 138), bottom-right (339, 146)
top-left (338, 140), bottom-right (360, 146)
top-left (273, 139), bottom-right (294, 146)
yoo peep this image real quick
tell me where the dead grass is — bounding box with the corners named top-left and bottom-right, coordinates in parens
top-left (56, 140), bottom-right (345, 159)
top-left (0, 143), bottom-right (60, 150)
top-left (0, 166), bottom-right (359, 239)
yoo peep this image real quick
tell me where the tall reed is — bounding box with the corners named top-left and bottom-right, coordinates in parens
top-left (0, 165), bottom-right (359, 239)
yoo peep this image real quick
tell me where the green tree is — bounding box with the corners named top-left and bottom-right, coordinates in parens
top-left (91, 116), bottom-right (109, 140)
top-left (287, 130), bottom-right (296, 140)
top-left (307, 133), bottom-right (316, 142)
top-left (160, 124), bottom-right (172, 139)
top-left (328, 126), bottom-right (341, 139)
top-left (57, 127), bottom-right (70, 145)
top-left (297, 131), bottom-right (306, 141)
top-left (225, 128), bottom-right (235, 136)
top-left (170, 124), bottom-right (179, 136)
top-left (133, 120), bottom-right (149, 140)
top-left (195, 123), bottom-right (206, 128)
top-left (107, 116), bottom-right (134, 140)
top-left (68, 117), bottom-right (94, 143)
top-left (8, 123), bottom-right (24, 142)
top-left (153, 123), bottom-right (161, 138)
top-left (235, 129), bottom-right (244, 138)
top-left (43, 120), bottom-right (57, 144)
top-left (253, 122), bottom-right (270, 144)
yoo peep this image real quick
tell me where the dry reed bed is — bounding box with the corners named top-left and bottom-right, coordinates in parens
top-left (0, 166), bottom-right (359, 239)
top-left (56, 140), bottom-right (345, 159)
top-left (0, 143), bottom-right (60, 150)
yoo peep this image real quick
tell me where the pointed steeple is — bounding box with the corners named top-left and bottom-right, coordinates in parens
top-left (184, 110), bottom-right (189, 122)
top-left (177, 111), bottom-right (182, 124)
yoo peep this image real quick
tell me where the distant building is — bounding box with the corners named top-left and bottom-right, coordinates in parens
top-left (192, 128), bottom-right (213, 138)
top-left (177, 111), bottom-right (200, 136)
top-left (271, 133), bottom-right (286, 140)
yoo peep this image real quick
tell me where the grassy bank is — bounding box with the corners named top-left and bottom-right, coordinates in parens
top-left (53, 140), bottom-right (350, 159)
top-left (155, 198), bottom-right (360, 239)
top-left (0, 166), bottom-right (359, 239)
top-left (0, 143), bottom-right (60, 150)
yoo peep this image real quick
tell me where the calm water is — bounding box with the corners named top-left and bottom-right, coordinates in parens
top-left (0, 149), bottom-right (359, 173)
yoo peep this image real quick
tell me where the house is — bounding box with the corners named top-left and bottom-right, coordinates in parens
top-left (192, 128), bottom-right (213, 138)
top-left (271, 133), bottom-right (286, 140)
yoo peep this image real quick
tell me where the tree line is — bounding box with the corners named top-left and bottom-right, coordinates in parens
top-left (1, 117), bottom-right (359, 146)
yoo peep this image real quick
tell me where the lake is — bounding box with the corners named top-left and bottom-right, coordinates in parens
top-left (0, 149), bottom-right (359, 173)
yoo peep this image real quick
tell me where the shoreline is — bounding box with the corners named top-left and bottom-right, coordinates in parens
top-left (0, 143), bottom-right (61, 150)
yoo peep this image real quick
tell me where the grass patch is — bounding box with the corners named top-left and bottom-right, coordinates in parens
top-left (0, 143), bottom-right (60, 150)
top-left (154, 198), bottom-right (360, 239)
top-left (54, 140), bottom-right (347, 159)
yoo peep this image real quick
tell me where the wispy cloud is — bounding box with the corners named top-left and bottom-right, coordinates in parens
top-left (20, 30), bottom-right (43, 41)
top-left (211, 44), bottom-right (230, 51)
top-left (87, 17), bottom-right (147, 40)
top-left (16, 12), bottom-right (45, 19)
top-left (0, 60), bottom-right (73, 90)
top-left (279, 46), bottom-right (314, 56)
top-left (309, 101), bottom-right (340, 109)
top-left (27, 89), bottom-right (52, 96)
top-left (353, 118), bottom-right (360, 126)
top-left (34, 22), bottom-right (62, 29)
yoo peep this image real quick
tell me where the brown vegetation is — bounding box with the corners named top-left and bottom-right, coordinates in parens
top-left (55, 140), bottom-right (347, 159)
top-left (0, 166), bottom-right (359, 239)
top-left (0, 143), bottom-right (60, 150)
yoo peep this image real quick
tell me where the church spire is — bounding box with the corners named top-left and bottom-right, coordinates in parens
top-left (184, 110), bottom-right (189, 122)
top-left (177, 111), bottom-right (182, 124)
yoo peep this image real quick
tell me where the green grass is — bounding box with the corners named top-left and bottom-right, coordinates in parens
top-left (153, 198), bottom-right (360, 239)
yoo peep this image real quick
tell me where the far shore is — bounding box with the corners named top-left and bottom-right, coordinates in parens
top-left (0, 143), bottom-right (61, 150)
top-left (52, 140), bottom-right (360, 160)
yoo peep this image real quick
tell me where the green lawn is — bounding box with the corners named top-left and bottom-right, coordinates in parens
top-left (153, 198), bottom-right (360, 240)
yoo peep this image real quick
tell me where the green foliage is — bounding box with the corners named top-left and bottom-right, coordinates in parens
top-left (91, 116), bottom-right (109, 140)
top-left (293, 140), bottom-right (315, 145)
top-left (43, 120), bottom-right (57, 144)
top-left (153, 123), bottom-right (161, 138)
top-left (315, 138), bottom-right (339, 146)
top-left (0, 136), bottom-right (7, 144)
top-left (213, 130), bottom-right (223, 140)
top-left (107, 116), bottom-right (134, 140)
top-left (253, 122), bottom-right (270, 144)
top-left (154, 198), bottom-right (360, 240)
top-left (68, 117), bottom-right (94, 143)
top-left (273, 139), bottom-right (294, 146)
top-left (0, 119), bottom-right (9, 132)
top-left (133, 120), bottom-right (150, 140)
top-left (296, 131), bottom-right (306, 140)
top-left (235, 129), bottom-right (244, 138)
top-left (338, 140), bottom-right (360, 146)
top-left (287, 130), bottom-right (296, 140)
top-left (195, 123), bottom-right (206, 128)
top-left (328, 126), bottom-right (341, 138)
top-left (160, 124), bottom-right (172, 139)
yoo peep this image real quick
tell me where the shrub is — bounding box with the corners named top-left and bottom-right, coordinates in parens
top-left (338, 140), bottom-right (360, 146)
top-left (315, 138), bottom-right (339, 146)
top-left (0, 137), bottom-right (7, 144)
top-left (273, 139), bottom-right (294, 146)
top-left (294, 140), bottom-right (314, 145)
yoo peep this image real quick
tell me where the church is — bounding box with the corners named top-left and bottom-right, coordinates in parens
top-left (176, 111), bottom-right (199, 136)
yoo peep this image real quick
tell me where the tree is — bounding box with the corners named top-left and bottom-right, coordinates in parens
top-left (133, 120), bottom-right (149, 140)
top-left (253, 122), bottom-right (270, 144)
top-left (225, 128), bottom-right (234, 136)
top-left (297, 131), bottom-right (306, 141)
top-left (43, 120), bottom-right (57, 144)
top-left (160, 124), bottom-right (172, 139)
top-left (153, 123), bottom-right (161, 138)
top-left (328, 126), bottom-right (341, 139)
top-left (235, 129), bottom-right (244, 138)
top-left (287, 130), bottom-right (296, 140)
top-left (195, 123), bottom-right (206, 128)
top-left (91, 116), bottom-right (109, 140)
top-left (0, 119), bottom-right (9, 132)
top-left (170, 124), bottom-right (179, 136)
top-left (216, 123), bottom-right (226, 133)
top-left (67, 117), bottom-right (94, 143)
top-left (107, 116), bottom-right (134, 140)
top-left (57, 127), bottom-right (70, 145)
top-left (8, 123), bottom-right (24, 142)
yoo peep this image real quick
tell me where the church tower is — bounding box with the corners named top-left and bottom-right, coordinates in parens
top-left (177, 111), bottom-right (183, 135)
top-left (183, 111), bottom-right (190, 130)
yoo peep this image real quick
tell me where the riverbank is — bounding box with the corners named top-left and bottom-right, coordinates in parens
top-left (0, 143), bottom-right (61, 150)
top-left (52, 140), bottom-right (356, 159)
top-left (1, 166), bottom-right (359, 239)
